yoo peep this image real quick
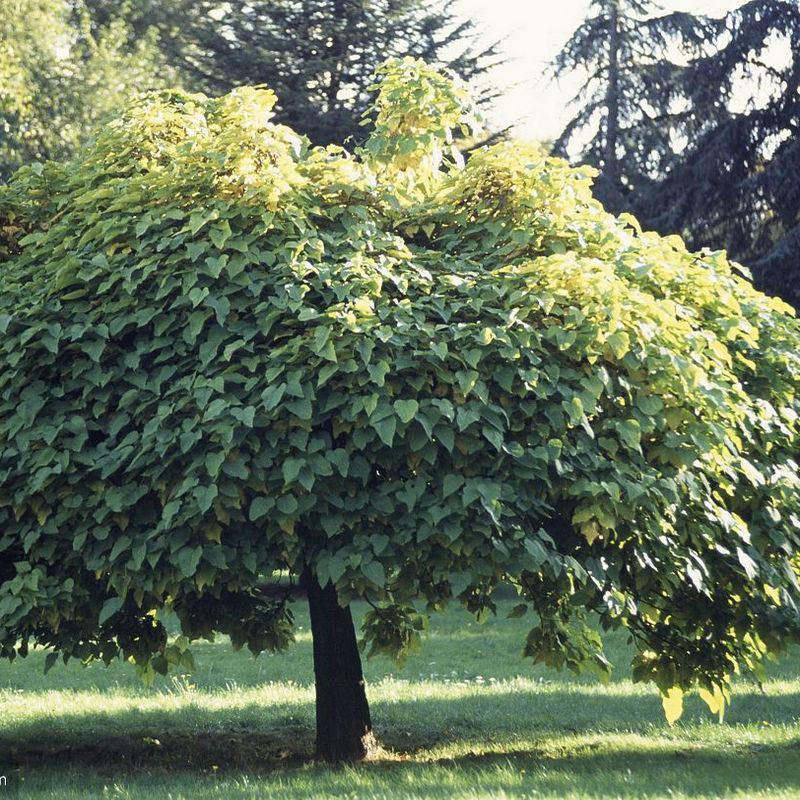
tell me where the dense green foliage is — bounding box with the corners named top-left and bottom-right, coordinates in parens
top-left (0, 0), bottom-right (169, 180)
top-left (1, 58), bottom-right (799, 723)
top-left (554, 0), bottom-right (800, 308)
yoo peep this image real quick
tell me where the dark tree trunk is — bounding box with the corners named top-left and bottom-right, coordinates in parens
top-left (305, 571), bottom-right (376, 762)
top-left (603, 0), bottom-right (623, 210)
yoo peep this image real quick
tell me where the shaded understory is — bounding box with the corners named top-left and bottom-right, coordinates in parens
top-left (1, 601), bottom-right (799, 799)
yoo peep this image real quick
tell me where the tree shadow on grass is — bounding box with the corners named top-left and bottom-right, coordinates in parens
top-left (377, 743), bottom-right (800, 800)
top-left (8, 737), bottom-right (800, 800)
top-left (2, 686), bottom-right (800, 797)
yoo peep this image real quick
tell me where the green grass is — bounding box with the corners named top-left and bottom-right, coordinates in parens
top-left (1, 599), bottom-right (799, 799)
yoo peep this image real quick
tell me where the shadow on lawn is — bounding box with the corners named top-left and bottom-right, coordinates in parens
top-left (6, 737), bottom-right (800, 800)
top-left (3, 684), bottom-right (800, 769)
top-left (417, 743), bottom-right (800, 798)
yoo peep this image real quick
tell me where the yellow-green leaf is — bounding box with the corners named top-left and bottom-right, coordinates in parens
top-left (661, 687), bottom-right (684, 725)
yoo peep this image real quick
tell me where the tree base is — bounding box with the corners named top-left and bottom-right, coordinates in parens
top-left (305, 571), bottom-right (376, 762)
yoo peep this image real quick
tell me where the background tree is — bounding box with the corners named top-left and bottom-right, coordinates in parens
top-left (0, 0), bottom-right (169, 180)
top-left (551, 0), bottom-right (716, 212)
top-left (630, 0), bottom-right (800, 309)
top-left (554, 0), bottom-right (800, 308)
top-left (83, 0), bottom-right (499, 147)
top-left (1, 59), bottom-right (799, 763)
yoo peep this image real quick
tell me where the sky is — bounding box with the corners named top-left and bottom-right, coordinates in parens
top-left (456, 0), bottom-right (745, 141)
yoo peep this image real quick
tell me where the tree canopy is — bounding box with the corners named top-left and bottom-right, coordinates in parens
top-left (1, 57), bottom-right (799, 759)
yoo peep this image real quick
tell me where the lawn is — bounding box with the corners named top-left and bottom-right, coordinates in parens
top-left (1, 598), bottom-right (799, 799)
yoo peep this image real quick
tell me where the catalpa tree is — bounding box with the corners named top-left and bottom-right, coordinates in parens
top-left (1, 59), bottom-right (799, 762)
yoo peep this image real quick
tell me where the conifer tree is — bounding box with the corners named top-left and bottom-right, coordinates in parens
top-left (552, 0), bottom-right (715, 212)
top-left (87, 0), bottom-right (497, 147)
top-left (632, 0), bottom-right (800, 309)
top-left (554, 0), bottom-right (800, 307)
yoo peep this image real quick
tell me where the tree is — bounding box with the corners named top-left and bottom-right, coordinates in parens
top-left (629, 0), bottom-right (800, 310)
top-left (551, 0), bottom-right (718, 212)
top-left (83, 0), bottom-right (498, 147)
top-left (0, 0), bottom-right (169, 180)
top-left (1, 58), bottom-right (799, 762)
top-left (554, 0), bottom-right (800, 308)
